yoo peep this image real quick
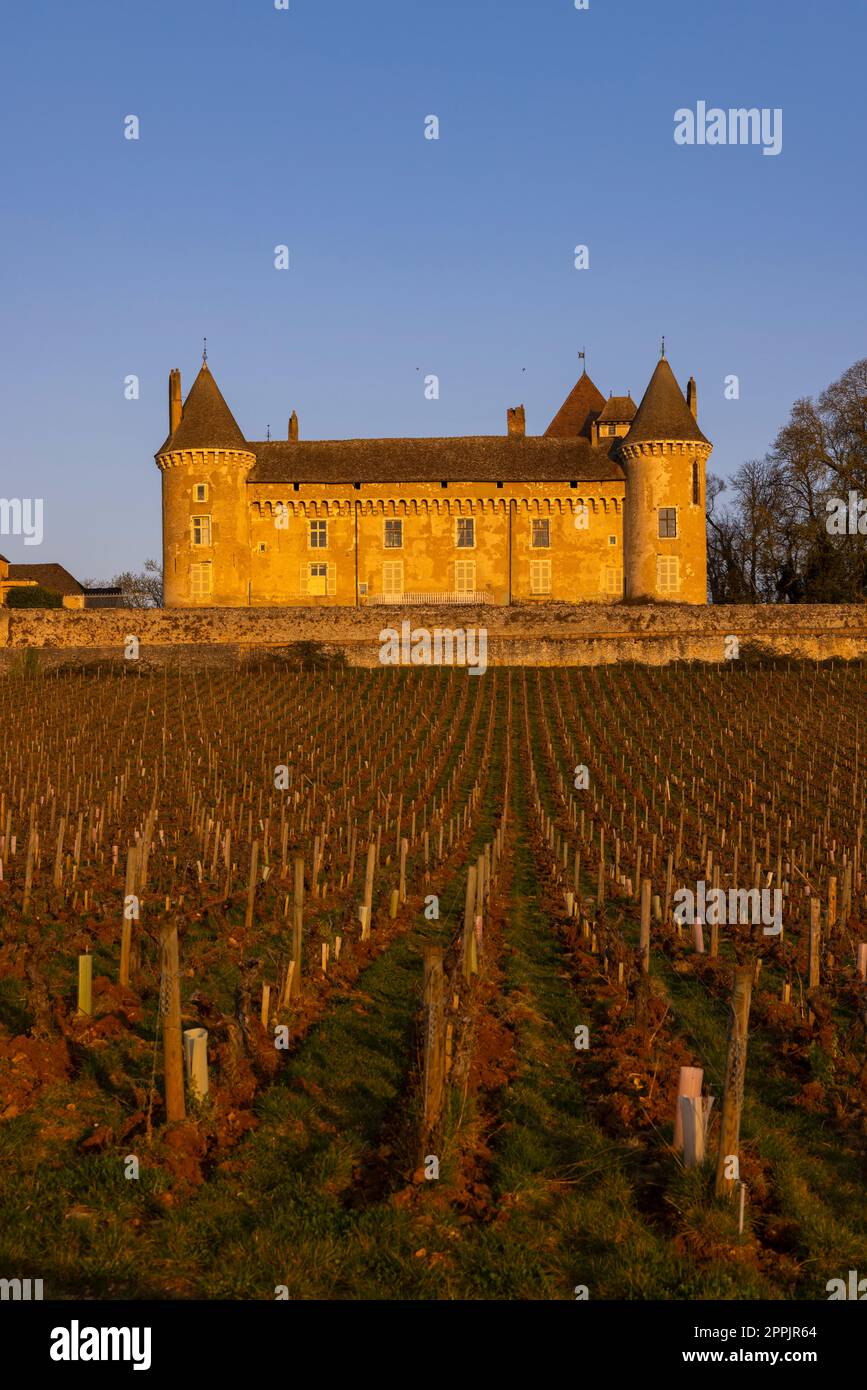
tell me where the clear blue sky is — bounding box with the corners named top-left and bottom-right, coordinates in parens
top-left (1, 0), bottom-right (865, 579)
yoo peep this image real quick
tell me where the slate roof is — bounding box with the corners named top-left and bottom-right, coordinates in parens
top-left (624, 359), bottom-right (709, 446)
top-left (155, 356), bottom-right (709, 484)
top-left (158, 363), bottom-right (249, 454)
top-left (248, 436), bottom-right (625, 485)
top-left (597, 395), bottom-right (637, 423)
top-left (543, 371), bottom-right (606, 439)
top-left (8, 563), bottom-right (84, 595)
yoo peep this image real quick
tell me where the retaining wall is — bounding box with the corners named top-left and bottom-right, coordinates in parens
top-left (1, 603), bottom-right (867, 669)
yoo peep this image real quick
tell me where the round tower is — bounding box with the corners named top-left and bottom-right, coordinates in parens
top-left (155, 361), bottom-right (255, 607)
top-left (619, 353), bottom-right (712, 605)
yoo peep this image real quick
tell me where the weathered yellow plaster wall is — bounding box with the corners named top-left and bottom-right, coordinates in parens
top-left (621, 441), bottom-right (711, 604)
top-left (159, 447), bottom-right (255, 607)
top-left (218, 480), bottom-right (627, 607)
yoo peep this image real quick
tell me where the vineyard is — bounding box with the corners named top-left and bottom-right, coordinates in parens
top-left (1, 660), bottom-right (866, 1301)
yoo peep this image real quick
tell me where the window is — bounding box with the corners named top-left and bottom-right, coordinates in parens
top-left (692, 460), bottom-right (700, 506)
top-left (456, 517), bottom-right (475, 548)
top-left (308, 562), bottom-right (328, 596)
top-left (531, 518), bottom-right (550, 548)
top-left (382, 561), bottom-right (404, 596)
top-left (657, 555), bottom-right (680, 594)
top-left (190, 562), bottom-right (212, 598)
top-left (608, 535), bottom-right (617, 546)
top-left (384, 519), bottom-right (403, 549)
top-left (302, 561), bottom-right (336, 597)
top-left (309, 520), bottom-right (327, 549)
top-left (607, 424), bottom-right (617, 436)
top-left (191, 515), bottom-right (211, 546)
top-left (603, 566), bottom-right (623, 596)
top-left (658, 508), bottom-right (677, 539)
top-left (454, 559), bottom-right (476, 593)
top-left (530, 557), bottom-right (551, 594)
top-left (257, 542), bottom-right (268, 554)
top-left (194, 483), bottom-right (208, 503)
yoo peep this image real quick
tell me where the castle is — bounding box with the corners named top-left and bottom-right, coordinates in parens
top-left (156, 349), bottom-right (711, 608)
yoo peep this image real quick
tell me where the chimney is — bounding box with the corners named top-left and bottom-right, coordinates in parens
top-left (687, 376), bottom-right (697, 420)
top-left (507, 405), bottom-right (526, 439)
top-left (169, 369), bottom-right (182, 434)
top-left (288, 411), bottom-right (299, 442)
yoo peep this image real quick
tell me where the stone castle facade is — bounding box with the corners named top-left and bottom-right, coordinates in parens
top-left (156, 350), bottom-right (712, 608)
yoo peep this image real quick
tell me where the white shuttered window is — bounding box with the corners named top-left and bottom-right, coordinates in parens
top-left (602, 566), bottom-right (623, 596)
top-left (530, 558), bottom-right (551, 595)
top-left (382, 561), bottom-right (404, 597)
top-left (657, 555), bottom-right (680, 594)
top-left (454, 559), bottom-right (476, 593)
top-left (190, 562), bottom-right (212, 598)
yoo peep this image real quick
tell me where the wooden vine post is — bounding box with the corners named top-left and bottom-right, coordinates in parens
top-left (245, 840), bottom-right (259, 932)
top-left (639, 877), bottom-right (651, 973)
top-left (53, 815), bottom-right (66, 891)
top-left (291, 857), bottom-right (304, 997)
top-left (714, 965), bottom-right (752, 1198)
top-left (160, 923), bottom-right (186, 1124)
top-left (462, 864), bottom-right (478, 982)
top-left (361, 840), bottom-right (376, 940)
top-left (828, 874), bottom-right (837, 930)
top-left (399, 837), bottom-right (408, 904)
top-left (422, 945), bottom-right (445, 1134)
top-left (664, 850), bottom-right (673, 922)
top-left (22, 824), bottom-right (35, 916)
top-left (808, 899), bottom-right (821, 990)
top-left (119, 845), bottom-right (137, 988)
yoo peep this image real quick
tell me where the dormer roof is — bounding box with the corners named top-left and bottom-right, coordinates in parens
top-left (597, 395), bottom-right (637, 424)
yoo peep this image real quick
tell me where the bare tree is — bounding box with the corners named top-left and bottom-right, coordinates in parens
top-left (707, 358), bottom-right (867, 603)
top-left (84, 559), bottom-right (163, 608)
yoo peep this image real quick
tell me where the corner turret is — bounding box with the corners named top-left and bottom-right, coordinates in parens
top-left (619, 352), bottom-right (712, 604)
top-left (155, 360), bottom-right (255, 606)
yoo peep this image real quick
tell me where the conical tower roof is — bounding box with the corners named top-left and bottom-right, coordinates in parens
top-left (544, 370), bottom-right (606, 439)
top-left (624, 358), bottom-right (709, 447)
top-left (158, 362), bottom-right (249, 454)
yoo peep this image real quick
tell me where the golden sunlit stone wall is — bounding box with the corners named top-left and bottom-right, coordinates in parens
top-left (237, 481), bottom-right (626, 607)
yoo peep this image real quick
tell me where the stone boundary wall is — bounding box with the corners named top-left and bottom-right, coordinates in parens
top-left (1, 603), bottom-right (867, 669)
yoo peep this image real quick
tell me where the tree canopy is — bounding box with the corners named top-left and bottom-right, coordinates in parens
top-left (708, 359), bottom-right (867, 603)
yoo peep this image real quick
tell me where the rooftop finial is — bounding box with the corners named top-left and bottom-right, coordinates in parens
top-left (203, 336), bottom-right (208, 364)
top-left (266, 424), bottom-right (271, 441)
top-left (578, 347), bottom-right (586, 375)
top-left (660, 336), bottom-right (666, 360)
